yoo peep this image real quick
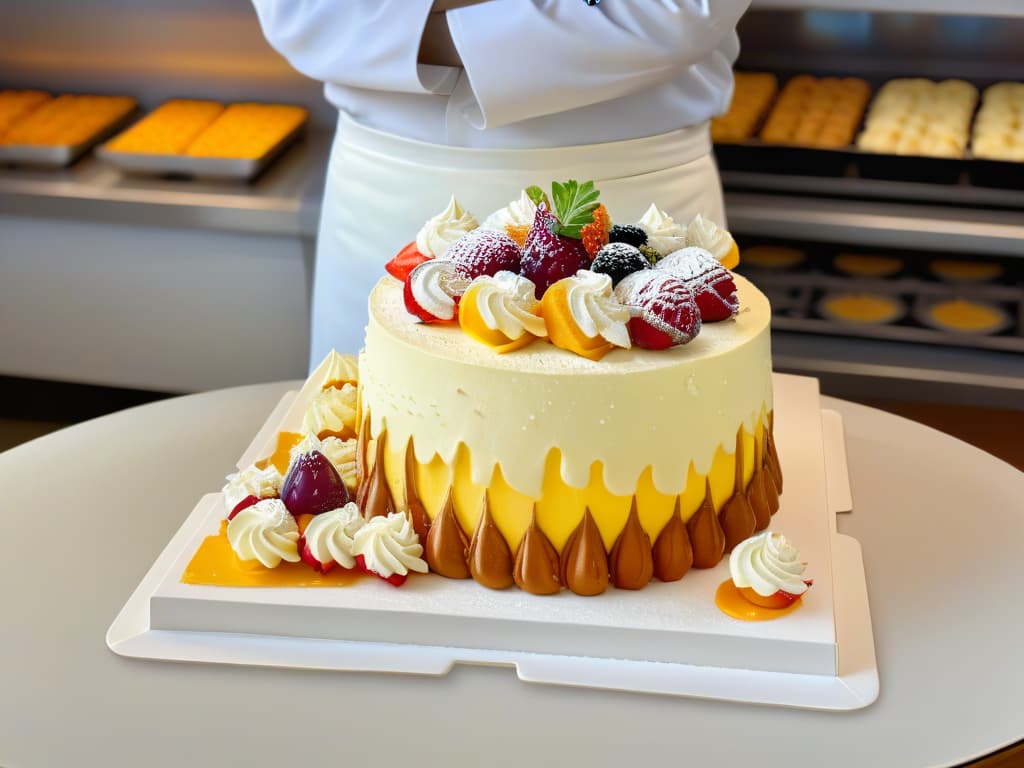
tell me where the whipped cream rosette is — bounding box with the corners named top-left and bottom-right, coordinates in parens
top-left (730, 531), bottom-right (810, 601)
top-left (301, 501), bottom-right (364, 572)
top-left (541, 269), bottom-right (631, 361)
top-left (317, 436), bottom-right (359, 495)
top-left (302, 383), bottom-right (358, 440)
top-left (459, 271), bottom-right (547, 353)
top-left (637, 203), bottom-right (687, 257)
top-left (404, 258), bottom-right (471, 324)
top-left (685, 214), bottom-right (739, 269)
top-left (415, 195), bottom-right (478, 258)
top-left (222, 463), bottom-right (282, 512)
top-left (480, 189), bottom-right (538, 247)
top-left (352, 512), bottom-right (429, 586)
top-left (226, 498), bottom-right (301, 568)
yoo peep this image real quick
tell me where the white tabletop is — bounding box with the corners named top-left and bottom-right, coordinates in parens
top-left (2, 382), bottom-right (1022, 767)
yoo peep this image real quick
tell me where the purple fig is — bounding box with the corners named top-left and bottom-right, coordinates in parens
top-left (280, 450), bottom-right (349, 517)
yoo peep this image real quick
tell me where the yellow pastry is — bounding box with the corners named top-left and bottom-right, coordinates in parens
top-left (742, 245), bottom-right (806, 270)
top-left (929, 260), bottom-right (1003, 283)
top-left (711, 72), bottom-right (778, 144)
top-left (185, 103), bottom-right (308, 159)
top-left (1, 94), bottom-right (135, 146)
top-left (923, 299), bottom-right (1009, 334)
top-left (760, 76), bottom-right (870, 148)
top-left (833, 253), bottom-right (904, 278)
top-left (818, 294), bottom-right (905, 324)
top-left (858, 79), bottom-right (977, 158)
top-left (0, 90), bottom-right (50, 138)
top-left (105, 99), bottom-right (224, 154)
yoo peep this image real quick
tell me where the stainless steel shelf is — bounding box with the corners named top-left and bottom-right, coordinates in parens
top-left (0, 130), bottom-right (331, 238)
top-left (725, 192), bottom-right (1024, 257)
top-left (751, 0), bottom-right (1024, 17)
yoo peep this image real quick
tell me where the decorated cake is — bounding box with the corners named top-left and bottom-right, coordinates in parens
top-left (187, 181), bottom-right (794, 612)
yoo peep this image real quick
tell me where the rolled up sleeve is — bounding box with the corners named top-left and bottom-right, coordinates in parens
top-left (251, 0), bottom-right (449, 94)
top-left (447, 0), bottom-right (751, 128)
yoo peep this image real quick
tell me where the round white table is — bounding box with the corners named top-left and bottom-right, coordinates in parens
top-left (1, 382), bottom-right (1022, 767)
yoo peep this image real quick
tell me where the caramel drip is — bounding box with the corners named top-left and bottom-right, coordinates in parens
top-left (687, 480), bottom-right (726, 569)
top-left (424, 489), bottom-right (471, 579)
top-left (770, 415), bottom-right (782, 493)
top-left (513, 508), bottom-right (561, 595)
top-left (559, 509), bottom-right (610, 596)
top-left (748, 470), bottom-right (772, 531)
top-left (402, 436), bottom-right (430, 540)
top-left (467, 493), bottom-right (514, 590)
top-left (652, 498), bottom-right (693, 582)
top-left (609, 498), bottom-right (653, 590)
top-left (719, 427), bottom-right (756, 552)
top-left (354, 409), bottom-right (372, 508)
top-left (359, 429), bottom-right (395, 519)
top-left (763, 460), bottom-right (781, 517)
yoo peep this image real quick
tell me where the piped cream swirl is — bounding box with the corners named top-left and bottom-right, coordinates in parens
top-left (468, 271), bottom-right (547, 340)
top-left (564, 270), bottom-right (631, 348)
top-left (352, 512), bottom-right (429, 579)
top-left (408, 259), bottom-right (468, 321)
top-left (226, 498), bottom-right (300, 568)
top-left (302, 383), bottom-right (358, 438)
top-left (222, 464), bottom-right (283, 511)
top-left (480, 189), bottom-right (537, 232)
top-left (637, 203), bottom-right (687, 255)
top-left (730, 531), bottom-right (809, 597)
top-left (302, 501), bottom-right (363, 569)
top-left (685, 214), bottom-right (734, 262)
top-left (415, 196), bottom-right (478, 258)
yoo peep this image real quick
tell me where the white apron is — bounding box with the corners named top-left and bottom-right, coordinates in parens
top-left (311, 110), bottom-right (725, 365)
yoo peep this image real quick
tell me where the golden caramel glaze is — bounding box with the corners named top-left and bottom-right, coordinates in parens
top-left (763, 462), bottom-right (781, 517)
top-left (403, 435), bottom-right (430, 540)
top-left (748, 470), bottom-right (772, 532)
top-left (360, 431), bottom-right (395, 519)
top-left (609, 498), bottom-right (654, 590)
top-left (766, 413), bottom-right (783, 494)
top-left (719, 427), bottom-right (757, 552)
top-left (513, 510), bottom-right (562, 595)
top-left (687, 481), bottom-right (726, 569)
top-left (424, 490), bottom-right (471, 579)
top-left (560, 509), bottom-right (610, 596)
top-left (651, 499), bottom-right (693, 582)
top-left (354, 411), bottom-right (371, 502)
top-left (715, 579), bottom-right (804, 622)
top-left (467, 494), bottom-right (515, 590)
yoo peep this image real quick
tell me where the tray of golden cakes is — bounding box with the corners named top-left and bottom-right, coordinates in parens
top-left (97, 100), bottom-right (308, 180)
top-left (0, 91), bottom-right (137, 167)
top-left (737, 240), bottom-right (1024, 353)
top-left (969, 82), bottom-right (1024, 190)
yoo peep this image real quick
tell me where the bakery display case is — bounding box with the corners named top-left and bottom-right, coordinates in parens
top-left (720, 8), bottom-right (1024, 408)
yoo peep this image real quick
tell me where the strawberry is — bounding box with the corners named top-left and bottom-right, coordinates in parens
top-left (403, 259), bottom-right (469, 323)
top-left (299, 537), bottom-right (335, 574)
top-left (740, 579), bottom-right (812, 609)
top-left (227, 494), bottom-right (260, 521)
top-left (280, 449), bottom-right (350, 518)
top-left (614, 270), bottom-right (701, 349)
top-left (656, 247), bottom-right (739, 322)
top-left (520, 204), bottom-right (591, 297)
top-left (385, 241), bottom-right (430, 281)
top-left (355, 553), bottom-right (407, 587)
top-left (446, 229), bottom-right (522, 280)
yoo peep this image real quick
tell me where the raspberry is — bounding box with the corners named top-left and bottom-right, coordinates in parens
top-left (657, 247), bottom-right (740, 322)
top-left (580, 204), bottom-right (611, 258)
top-left (446, 229), bottom-right (522, 280)
top-left (609, 224), bottom-right (647, 248)
top-left (614, 270), bottom-right (701, 349)
top-left (520, 204), bottom-right (591, 297)
top-left (591, 242), bottom-right (648, 286)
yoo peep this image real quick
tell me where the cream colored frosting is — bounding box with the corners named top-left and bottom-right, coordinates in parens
top-left (222, 464), bottom-right (283, 511)
top-left (480, 189), bottom-right (537, 233)
top-left (318, 436), bottom-right (359, 493)
top-left (360, 274), bottom-right (773, 497)
top-left (637, 203), bottom-right (686, 255)
top-left (730, 531), bottom-right (808, 597)
top-left (226, 498), bottom-right (300, 568)
top-left (302, 502), bottom-right (363, 569)
top-left (408, 260), bottom-right (467, 321)
top-left (352, 512), bottom-right (429, 579)
top-left (685, 215), bottom-right (734, 262)
top-left (415, 196), bottom-right (478, 258)
top-left (301, 384), bottom-right (357, 437)
top-left (468, 271), bottom-right (547, 340)
top-left (563, 270), bottom-right (631, 348)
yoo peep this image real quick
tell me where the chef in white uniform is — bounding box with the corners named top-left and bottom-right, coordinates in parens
top-left (251, 0), bottom-right (751, 364)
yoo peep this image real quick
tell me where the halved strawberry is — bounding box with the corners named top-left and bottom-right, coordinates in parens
top-left (228, 494), bottom-right (260, 520)
top-left (614, 270), bottom-right (701, 349)
top-left (299, 536), bottom-right (335, 574)
top-left (385, 241), bottom-right (430, 281)
top-left (657, 247), bottom-right (739, 322)
top-left (447, 229), bottom-right (522, 280)
top-left (355, 553), bottom-right (407, 587)
top-left (403, 259), bottom-right (468, 323)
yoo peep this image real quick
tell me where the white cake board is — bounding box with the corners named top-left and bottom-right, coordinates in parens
top-left (107, 373), bottom-right (878, 711)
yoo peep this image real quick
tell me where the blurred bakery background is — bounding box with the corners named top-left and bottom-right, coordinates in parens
top-left (1, 0), bottom-right (1022, 467)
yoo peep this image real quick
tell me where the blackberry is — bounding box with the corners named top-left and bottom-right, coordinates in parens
top-left (639, 244), bottom-right (662, 265)
top-left (591, 242), bottom-right (649, 286)
top-left (609, 224), bottom-right (648, 248)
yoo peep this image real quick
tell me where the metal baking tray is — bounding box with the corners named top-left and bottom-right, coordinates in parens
top-left (96, 118), bottom-right (307, 181)
top-left (0, 109), bottom-right (136, 168)
top-left (744, 271), bottom-right (1024, 354)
